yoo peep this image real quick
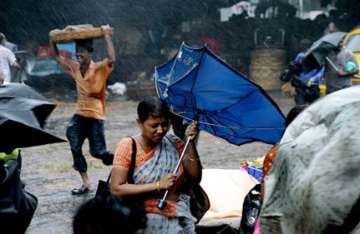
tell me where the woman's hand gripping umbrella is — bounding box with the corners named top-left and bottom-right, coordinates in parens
top-left (157, 120), bottom-right (199, 210)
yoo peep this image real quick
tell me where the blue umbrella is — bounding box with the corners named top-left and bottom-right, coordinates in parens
top-left (155, 43), bottom-right (285, 146)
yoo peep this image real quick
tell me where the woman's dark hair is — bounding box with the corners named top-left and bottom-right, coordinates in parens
top-left (137, 97), bottom-right (170, 122)
top-left (73, 195), bottom-right (146, 234)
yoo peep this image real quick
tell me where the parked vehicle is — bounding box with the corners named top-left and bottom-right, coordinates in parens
top-left (27, 58), bottom-right (64, 77)
top-left (23, 45), bottom-right (76, 97)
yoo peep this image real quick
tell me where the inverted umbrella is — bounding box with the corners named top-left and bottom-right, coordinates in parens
top-left (0, 83), bottom-right (48, 100)
top-left (155, 43), bottom-right (285, 210)
top-left (155, 43), bottom-right (285, 145)
top-left (0, 83), bottom-right (55, 128)
top-left (303, 32), bottom-right (346, 71)
top-left (0, 97), bottom-right (65, 152)
top-left (310, 31), bottom-right (346, 47)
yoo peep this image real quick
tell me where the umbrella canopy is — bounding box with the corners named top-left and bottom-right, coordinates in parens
top-left (261, 86), bottom-right (360, 233)
top-left (0, 87), bottom-right (65, 152)
top-left (303, 32), bottom-right (346, 71)
top-left (0, 116), bottom-right (65, 152)
top-left (155, 43), bottom-right (285, 145)
top-left (311, 31), bottom-right (347, 47)
top-left (0, 83), bottom-right (48, 100)
top-left (0, 83), bottom-right (55, 128)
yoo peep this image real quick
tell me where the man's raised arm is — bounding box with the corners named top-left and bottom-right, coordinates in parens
top-left (49, 39), bottom-right (75, 75)
top-left (101, 25), bottom-right (116, 65)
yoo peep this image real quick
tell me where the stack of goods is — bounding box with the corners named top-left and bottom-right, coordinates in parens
top-left (240, 158), bottom-right (263, 181)
top-left (49, 24), bottom-right (104, 43)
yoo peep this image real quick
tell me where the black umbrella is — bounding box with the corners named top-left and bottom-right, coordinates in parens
top-left (0, 84), bottom-right (55, 128)
top-left (303, 32), bottom-right (346, 71)
top-left (0, 97), bottom-right (65, 152)
top-left (0, 117), bottom-right (65, 152)
top-left (310, 32), bottom-right (347, 48)
top-left (0, 83), bottom-right (48, 100)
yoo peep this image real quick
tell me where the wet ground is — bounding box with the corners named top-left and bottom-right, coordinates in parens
top-left (22, 91), bottom-right (294, 234)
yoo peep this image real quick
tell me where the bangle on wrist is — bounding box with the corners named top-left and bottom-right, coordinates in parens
top-left (188, 156), bottom-right (199, 161)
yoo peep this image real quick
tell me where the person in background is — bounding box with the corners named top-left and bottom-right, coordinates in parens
top-left (0, 32), bottom-right (18, 52)
top-left (111, 97), bottom-right (202, 234)
top-left (281, 39), bottom-right (323, 105)
top-left (323, 21), bottom-right (339, 35)
top-left (0, 148), bottom-right (38, 234)
top-left (0, 33), bottom-right (20, 84)
top-left (325, 39), bottom-right (359, 94)
top-left (50, 25), bottom-right (115, 195)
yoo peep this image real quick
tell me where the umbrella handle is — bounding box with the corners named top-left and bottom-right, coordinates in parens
top-left (157, 137), bottom-right (192, 210)
top-left (326, 57), bottom-right (339, 71)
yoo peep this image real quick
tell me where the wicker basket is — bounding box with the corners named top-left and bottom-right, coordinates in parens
top-left (49, 24), bottom-right (104, 43)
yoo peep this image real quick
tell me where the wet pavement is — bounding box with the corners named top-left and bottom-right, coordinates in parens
top-left (22, 91), bottom-right (294, 234)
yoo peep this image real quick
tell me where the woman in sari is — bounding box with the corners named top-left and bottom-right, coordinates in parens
top-left (110, 97), bottom-right (202, 234)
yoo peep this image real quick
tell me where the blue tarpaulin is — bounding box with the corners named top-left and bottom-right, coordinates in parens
top-left (155, 43), bottom-right (285, 145)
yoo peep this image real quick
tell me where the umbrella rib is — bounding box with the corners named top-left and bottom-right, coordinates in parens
top-left (204, 111), bottom-right (242, 138)
top-left (154, 68), bottom-right (164, 98)
top-left (170, 64), bottom-right (199, 86)
top-left (189, 48), bottom-right (206, 116)
top-left (170, 111), bottom-right (283, 130)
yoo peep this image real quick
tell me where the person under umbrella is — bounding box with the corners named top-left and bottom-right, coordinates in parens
top-left (154, 43), bottom-right (286, 221)
top-left (155, 43), bottom-right (285, 146)
top-left (324, 39), bottom-right (359, 94)
top-left (280, 39), bottom-right (324, 105)
top-left (303, 32), bottom-right (347, 71)
top-left (301, 32), bottom-right (359, 94)
top-left (0, 83), bottom-right (64, 234)
top-left (110, 97), bottom-right (203, 234)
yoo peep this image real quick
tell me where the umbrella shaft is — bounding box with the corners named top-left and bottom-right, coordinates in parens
top-left (172, 137), bottom-right (191, 174)
top-left (326, 57), bottom-right (338, 71)
top-left (159, 137), bottom-right (191, 207)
